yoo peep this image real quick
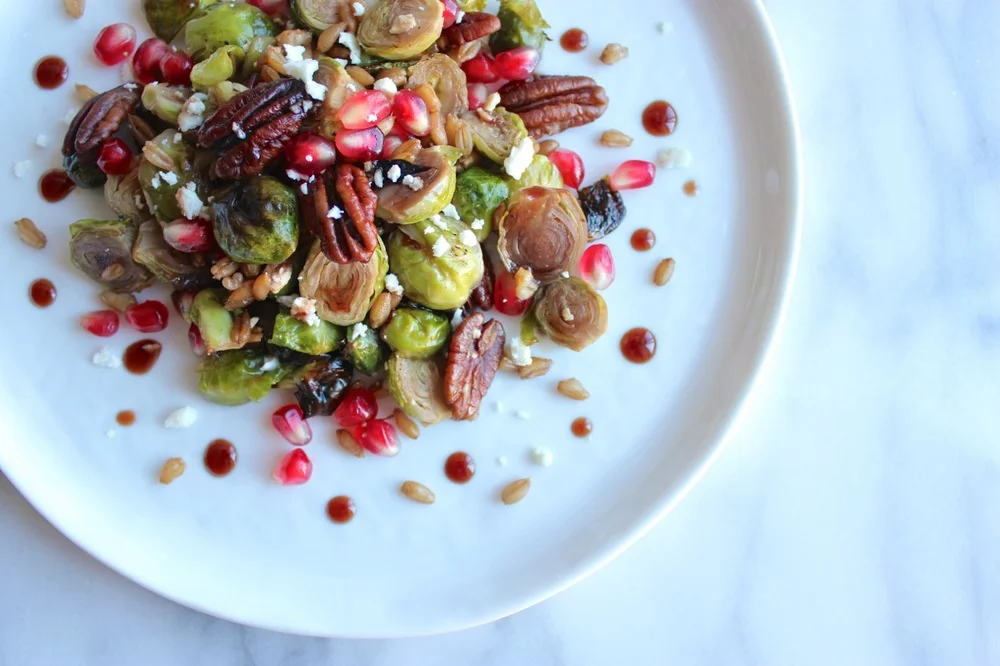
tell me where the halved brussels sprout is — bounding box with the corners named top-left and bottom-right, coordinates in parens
top-left (452, 167), bottom-right (508, 240)
top-left (456, 0), bottom-right (486, 11)
top-left (141, 83), bottom-right (191, 124)
top-left (271, 311), bottom-right (344, 355)
top-left (198, 348), bottom-right (290, 406)
top-left (316, 57), bottom-right (363, 137)
top-left (63, 152), bottom-right (106, 189)
top-left (143, 0), bottom-right (218, 42)
top-left (132, 219), bottom-right (204, 284)
top-left (387, 354), bottom-right (451, 425)
top-left (69, 219), bottom-right (154, 293)
top-left (183, 2), bottom-right (277, 62)
top-left (212, 176), bottom-right (299, 264)
top-left (137, 130), bottom-right (202, 223)
top-left (208, 81), bottom-right (248, 106)
top-left (288, 356), bottom-right (352, 417)
top-left (291, 0), bottom-right (346, 33)
top-left (345, 324), bottom-right (385, 374)
top-left (387, 219), bottom-right (484, 310)
top-left (381, 307), bottom-right (450, 359)
top-left (240, 35), bottom-right (276, 79)
top-left (405, 54), bottom-right (468, 117)
top-left (462, 108), bottom-right (529, 164)
top-left (497, 186), bottom-right (587, 284)
top-left (104, 169), bottom-right (146, 221)
top-left (377, 148), bottom-right (456, 224)
top-left (190, 45), bottom-right (244, 88)
top-left (298, 238), bottom-right (387, 325)
top-left (514, 155), bottom-right (563, 190)
top-left (533, 277), bottom-right (607, 351)
top-left (358, 0), bottom-right (444, 60)
top-left (490, 0), bottom-right (550, 53)
top-left (189, 289), bottom-right (235, 354)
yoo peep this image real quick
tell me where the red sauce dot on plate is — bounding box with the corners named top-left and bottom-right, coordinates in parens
top-left (571, 417), bottom-right (593, 437)
top-left (123, 339), bottom-right (162, 375)
top-left (204, 439), bottom-right (237, 477)
top-left (29, 279), bottom-right (56, 307)
top-left (115, 410), bottom-right (136, 426)
top-left (34, 56), bottom-right (68, 89)
top-left (683, 180), bottom-right (700, 197)
top-left (560, 28), bottom-right (588, 52)
top-left (642, 100), bottom-right (678, 136)
top-left (444, 452), bottom-right (475, 484)
top-left (630, 228), bottom-right (656, 251)
top-left (40, 170), bottom-right (76, 203)
top-left (327, 496), bottom-right (356, 523)
top-left (621, 328), bottom-right (657, 364)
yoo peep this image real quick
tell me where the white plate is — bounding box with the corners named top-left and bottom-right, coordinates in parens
top-left (0, 0), bottom-right (799, 637)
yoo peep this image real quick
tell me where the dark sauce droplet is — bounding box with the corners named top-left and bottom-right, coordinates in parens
top-left (560, 28), bottom-right (589, 52)
top-left (40, 169), bottom-right (75, 203)
top-left (444, 451), bottom-right (475, 484)
top-left (621, 327), bottom-right (657, 364)
top-left (123, 339), bottom-right (162, 375)
top-left (115, 410), bottom-right (136, 427)
top-left (630, 228), bottom-right (656, 251)
top-left (34, 56), bottom-right (68, 90)
top-left (571, 417), bottom-right (593, 438)
top-left (29, 279), bottom-right (56, 307)
top-left (642, 100), bottom-right (678, 137)
top-left (683, 180), bottom-right (700, 197)
top-left (204, 439), bottom-right (237, 477)
top-left (327, 496), bottom-right (356, 524)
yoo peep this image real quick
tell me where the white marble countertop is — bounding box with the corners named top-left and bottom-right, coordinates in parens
top-left (4, 0), bottom-right (999, 663)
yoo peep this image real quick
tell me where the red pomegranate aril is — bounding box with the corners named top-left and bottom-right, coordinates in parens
top-left (247, 0), bottom-right (287, 14)
top-left (125, 300), bottom-right (169, 333)
top-left (353, 420), bottom-right (400, 457)
top-left (284, 133), bottom-right (337, 176)
top-left (80, 310), bottom-right (120, 337)
top-left (462, 54), bottom-right (499, 83)
top-left (96, 139), bottom-right (133, 176)
top-left (273, 448), bottom-right (313, 486)
top-left (493, 46), bottom-right (540, 81)
top-left (494, 269), bottom-right (533, 316)
top-left (380, 134), bottom-right (405, 158)
top-left (333, 388), bottom-right (378, 428)
top-left (548, 149), bottom-right (585, 189)
top-left (441, 0), bottom-right (459, 27)
top-left (94, 23), bottom-right (137, 67)
top-left (336, 127), bottom-right (384, 162)
top-left (338, 90), bottom-right (392, 130)
top-left (132, 38), bottom-right (169, 84)
top-left (467, 83), bottom-right (488, 111)
top-left (578, 244), bottom-right (615, 290)
top-left (159, 50), bottom-right (194, 85)
top-left (391, 90), bottom-right (430, 137)
top-left (188, 324), bottom-right (206, 356)
top-left (163, 219), bottom-right (213, 253)
top-left (610, 160), bottom-right (656, 191)
top-left (272, 404), bottom-right (313, 446)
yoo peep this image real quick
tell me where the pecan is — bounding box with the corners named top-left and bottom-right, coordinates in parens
top-left (469, 254), bottom-right (495, 311)
top-left (438, 12), bottom-right (501, 49)
top-left (499, 76), bottom-right (609, 138)
top-left (299, 164), bottom-right (378, 264)
top-left (444, 312), bottom-right (505, 420)
top-left (63, 84), bottom-right (140, 157)
top-left (196, 79), bottom-right (312, 180)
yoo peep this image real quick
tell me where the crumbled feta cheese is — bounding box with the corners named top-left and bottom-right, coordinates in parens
top-left (459, 229), bottom-right (477, 247)
top-left (424, 225), bottom-right (435, 235)
top-left (13, 161), bottom-right (31, 178)
top-left (261, 356), bottom-right (281, 372)
top-left (327, 205), bottom-right (344, 219)
top-left (283, 44), bottom-right (306, 61)
top-left (441, 203), bottom-right (459, 219)
top-left (164, 406), bottom-right (198, 429)
top-left (455, 9), bottom-right (465, 23)
top-left (503, 136), bottom-right (535, 179)
top-left (560, 271), bottom-right (570, 279)
top-left (386, 164), bottom-right (402, 181)
top-left (471, 218), bottom-right (485, 231)
top-left (352, 1), bottom-right (366, 15)
top-left (63, 107), bottom-right (79, 124)
top-left (123, 82), bottom-right (138, 91)
top-left (531, 447), bottom-right (554, 466)
top-left (373, 169), bottom-right (384, 188)
top-left (149, 173), bottom-right (161, 189)
top-left (506, 334), bottom-right (532, 367)
top-left (431, 214), bottom-right (448, 230)
top-left (173, 132), bottom-right (183, 143)
top-left (384, 273), bottom-right (403, 296)
top-left (176, 182), bottom-right (207, 219)
top-left (291, 297), bottom-right (321, 326)
top-left (286, 169), bottom-right (310, 181)
top-left (284, 56), bottom-right (328, 101)
top-left (401, 174), bottom-right (423, 190)
top-left (451, 308), bottom-right (464, 328)
top-left (656, 147), bottom-right (693, 169)
top-left (515, 410), bottom-right (531, 420)
top-left (337, 31), bottom-right (363, 64)
top-left (496, 455), bottom-right (508, 467)
top-left (106, 429), bottom-right (116, 438)
top-left (300, 182), bottom-right (309, 195)
top-left (232, 121), bottom-right (247, 139)
top-left (160, 171), bottom-right (178, 186)
top-left (431, 235), bottom-right (451, 257)
top-left (35, 134), bottom-right (50, 148)
top-left (92, 347), bottom-right (122, 369)
top-left (560, 306), bottom-right (575, 322)
top-left (349, 322), bottom-right (368, 341)
top-left (177, 93), bottom-right (208, 131)
top-left (333, 58), bottom-right (349, 67)
top-left (373, 78), bottom-right (397, 96)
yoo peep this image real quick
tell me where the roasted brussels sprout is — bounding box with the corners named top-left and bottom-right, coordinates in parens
top-left (298, 238), bottom-right (387, 325)
top-left (451, 167), bottom-right (507, 240)
top-left (315, 57), bottom-right (364, 137)
top-left (514, 155), bottom-right (564, 190)
top-left (456, 0), bottom-right (486, 11)
top-left (132, 220), bottom-right (204, 284)
top-left (198, 347), bottom-right (290, 405)
top-left (533, 277), bottom-right (608, 351)
top-left (208, 81), bottom-right (248, 106)
top-left (289, 356), bottom-right (352, 417)
top-left (578, 176), bottom-right (626, 241)
top-left (271, 311), bottom-right (344, 355)
top-left (137, 130), bottom-right (202, 223)
top-left (406, 54), bottom-right (469, 117)
top-left (190, 46), bottom-right (243, 88)
top-left (291, 0), bottom-right (346, 33)
top-left (183, 2), bottom-right (277, 62)
top-left (141, 83), bottom-right (191, 124)
top-left (357, 0), bottom-right (444, 60)
top-left (212, 177), bottom-right (299, 264)
top-left (381, 307), bottom-right (450, 359)
top-left (189, 289), bottom-right (235, 354)
top-left (241, 35), bottom-right (276, 80)
top-left (490, 0), bottom-right (550, 53)
top-left (497, 186), bottom-right (587, 283)
top-left (387, 219), bottom-right (484, 310)
top-left (377, 148), bottom-right (456, 224)
top-left (463, 108), bottom-right (529, 164)
top-left (143, 0), bottom-right (218, 42)
top-left (63, 152), bottom-right (106, 189)
top-left (104, 169), bottom-right (146, 220)
top-left (387, 354), bottom-right (451, 425)
top-left (345, 324), bottom-right (385, 374)
top-left (69, 219), bottom-right (154, 293)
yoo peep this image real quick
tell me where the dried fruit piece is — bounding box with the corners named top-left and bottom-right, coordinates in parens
top-left (578, 177), bottom-right (626, 241)
top-left (556, 378), bottom-right (589, 400)
top-left (273, 448), bottom-right (313, 485)
top-left (444, 312), bottom-right (505, 420)
top-left (333, 387), bottom-right (378, 427)
top-left (94, 23), bottom-right (137, 67)
top-left (653, 257), bottom-right (676, 286)
top-left (80, 310), bottom-right (120, 337)
top-left (159, 457), bottom-right (186, 484)
top-left (610, 160), bottom-right (656, 190)
top-left (14, 218), bottom-right (46, 249)
top-left (335, 428), bottom-right (365, 457)
top-left (272, 404), bottom-right (313, 446)
top-left (578, 244), bottom-right (615, 290)
top-left (501, 478), bottom-right (531, 504)
top-left (401, 480), bottom-right (435, 504)
top-left (352, 419), bottom-right (400, 456)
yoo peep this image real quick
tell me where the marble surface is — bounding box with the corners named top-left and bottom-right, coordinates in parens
top-left (3, 0), bottom-right (1000, 663)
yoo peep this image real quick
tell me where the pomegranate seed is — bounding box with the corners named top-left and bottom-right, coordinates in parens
top-left (132, 38), bottom-right (169, 84)
top-left (547, 149), bottom-right (585, 189)
top-left (441, 0), bottom-right (459, 28)
top-left (380, 134), bottom-right (404, 158)
top-left (80, 310), bottom-right (120, 337)
top-left (283, 133), bottom-right (337, 176)
top-left (273, 448), bottom-right (313, 486)
top-left (96, 139), bottom-right (133, 176)
top-left (461, 54), bottom-right (499, 83)
top-left (163, 219), bottom-right (214, 253)
top-left (610, 160), bottom-right (656, 191)
top-left (335, 127), bottom-right (384, 162)
top-left (272, 404), bottom-right (313, 446)
top-left (494, 269), bottom-right (533, 316)
top-left (125, 300), bottom-right (169, 333)
top-left (171, 290), bottom-right (196, 318)
top-left (338, 90), bottom-right (392, 130)
top-left (493, 47), bottom-right (540, 81)
top-left (188, 324), bottom-right (206, 356)
top-left (578, 244), bottom-right (615, 290)
top-left (352, 420), bottom-right (400, 457)
top-left (391, 90), bottom-right (430, 137)
top-left (94, 23), bottom-right (137, 67)
top-left (247, 0), bottom-right (287, 14)
top-left (159, 50), bottom-right (194, 85)
top-left (467, 83), bottom-right (488, 111)
top-left (333, 388), bottom-right (378, 428)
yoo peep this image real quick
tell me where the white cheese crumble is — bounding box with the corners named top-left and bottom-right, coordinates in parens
top-left (506, 334), bottom-right (532, 367)
top-left (560, 271), bottom-right (570, 279)
top-left (164, 406), bottom-right (198, 429)
top-left (459, 229), bottom-right (478, 247)
top-left (291, 296), bottom-right (321, 327)
top-left (451, 308), bottom-right (464, 328)
top-left (286, 169), bottom-right (310, 181)
top-left (149, 173), bottom-right (161, 189)
top-left (503, 136), bottom-right (535, 179)
top-left (261, 356), bottom-right (281, 372)
top-left (531, 446), bottom-right (554, 466)
top-left (515, 410), bottom-right (532, 420)
top-left (431, 235), bottom-right (451, 257)
top-left (386, 163), bottom-right (402, 181)
top-left (328, 205), bottom-right (344, 219)
top-left (176, 182), bottom-right (207, 219)
top-left (430, 213), bottom-right (448, 230)
top-left (401, 174), bottom-right (423, 190)
top-left (177, 93), bottom-right (208, 131)
top-left (337, 32), bottom-right (363, 64)
top-left (373, 78), bottom-right (398, 96)
top-left (92, 347), bottom-right (121, 369)
top-left (384, 273), bottom-right (403, 296)
top-left (455, 10), bottom-right (465, 23)
top-left (13, 161), bottom-right (31, 178)
top-left (232, 121), bottom-right (247, 139)
top-left (299, 182), bottom-right (309, 195)
top-left (471, 218), bottom-right (485, 230)
top-left (352, 1), bottom-right (366, 15)
top-left (284, 56), bottom-right (328, 101)
top-left (656, 147), bottom-right (693, 169)
top-left (441, 203), bottom-right (460, 219)
top-left (348, 322), bottom-right (368, 341)
top-left (36, 134), bottom-right (50, 148)
top-left (424, 225), bottom-right (435, 235)
top-left (560, 306), bottom-right (575, 322)
top-left (160, 171), bottom-right (178, 186)
top-left (173, 132), bottom-right (183, 143)
top-left (283, 44), bottom-right (306, 61)
top-left (373, 169), bottom-right (384, 188)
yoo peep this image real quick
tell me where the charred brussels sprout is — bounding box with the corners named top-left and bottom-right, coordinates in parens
top-left (533, 277), bottom-right (608, 351)
top-left (387, 220), bottom-right (484, 311)
top-left (381, 307), bottom-right (450, 359)
top-left (490, 0), bottom-right (550, 53)
top-left (289, 356), bottom-right (352, 417)
top-left (291, 0), bottom-right (345, 33)
top-left (63, 152), bottom-right (106, 189)
top-left (514, 155), bottom-right (564, 190)
top-left (189, 289), bottom-right (235, 354)
top-left (578, 177), bottom-right (626, 241)
top-left (212, 176), bottom-right (299, 264)
top-left (137, 130), bottom-right (203, 223)
top-left (358, 0), bottom-right (444, 60)
top-left (190, 46), bottom-right (243, 88)
top-left (104, 170), bottom-right (146, 221)
top-left (387, 354), bottom-right (452, 425)
top-left (406, 54), bottom-right (469, 117)
top-left (345, 324), bottom-right (385, 374)
top-left (271, 311), bottom-right (345, 356)
top-left (132, 220), bottom-right (204, 284)
top-left (198, 347), bottom-right (290, 405)
top-left (143, 0), bottom-right (218, 42)
top-left (183, 2), bottom-right (277, 62)
top-left (451, 167), bottom-right (508, 240)
top-left (298, 238), bottom-right (387, 325)
top-left (141, 83), bottom-right (191, 124)
top-left (377, 148), bottom-right (456, 224)
top-left (69, 219), bottom-right (154, 293)
top-left (463, 108), bottom-right (529, 164)
top-left (497, 186), bottom-right (587, 283)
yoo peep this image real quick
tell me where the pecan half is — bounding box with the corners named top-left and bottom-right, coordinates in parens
top-left (196, 79), bottom-right (311, 180)
top-left (63, 84), bottom-right (140, 157)
top-left (444, 312), bottom-right (505, 420)
top-left (499, 76), bottom-right (609, 138)
top-left (299, 164), bottom-right (378, 264)
top-left (438, 12), bottom-right (501, 50)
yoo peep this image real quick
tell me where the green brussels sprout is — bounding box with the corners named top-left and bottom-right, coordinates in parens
top-left (190, 46), bottom-right (243, 89)
top-left (104, 169), bottom-right (146, 221)
top-left (198, 348), bottom-right (290, 406)
top-left (143, 0), bottom-right (218, 42)
top-left (463, 108), bottom-right (529, 164)
top-left (405, 54), bottom-right (469, 117)
top-left (132, 220), bottom-right (203, 284)
top-left (451, 167), bottom-right (509, 240)
top-left (212, 176), bottom-right (299, 264)
top-left (137, 130), bottom-right (203, 223)
top-left (514, 154), bottom-right (564, 190)
top-left (63, 152), bottom-right (106, 189)
top-left (209, 80), bottom-right (248, 105)
top-left (298, 238), bottom-right (387, 325)
top-left (270, 311), bottom-right (344, 356)
top-left (490, 0), bottom-right (550, 53)
top-left (189, 289), bottom-right (235, 354)
top-left (141, 83), bottom-right (191, 124)
top-left (291, 0), bottom-right (343, 33)
top-left (241, 35), bottom-right (276, 79)
top-left (386, 354), bottom-right (451, 425)
top-left (520, 310), bottom-right (539, 346)
top-left (69, 219), bottom-right (154, 293)
top-left (345, 324), bottom-right (386, 374)
top-left (183, 2), bottom-right (277, 62)
top-left (387, 219), bottom-right (484, 310)
top-left (358, 0), bottom-right (444, 60)
top-left (533, 277), bottom-right (608, 351)
top-left (381, 307), bottom-right (450, 359)
top-left (377, 148), bottom-right (456, 224)
top-left (456, 0), bottom-right (486, 11)
top-left (497, 186), bottom-right (587, 283)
